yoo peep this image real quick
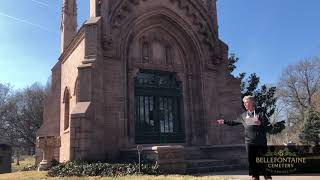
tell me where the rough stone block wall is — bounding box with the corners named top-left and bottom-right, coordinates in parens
top-left (60, 38), bottom-right (85, 162)
top-left (36, 62), bottom-right (61, 164)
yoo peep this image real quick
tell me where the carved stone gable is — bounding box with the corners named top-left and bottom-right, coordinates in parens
top-left (108, 0), bottom-right (221, 64)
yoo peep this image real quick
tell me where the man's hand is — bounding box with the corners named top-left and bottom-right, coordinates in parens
top-left (216, 119), bottom-right (225, 125)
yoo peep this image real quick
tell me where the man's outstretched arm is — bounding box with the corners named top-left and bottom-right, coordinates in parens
top-left (217, 115), bottom-right (243, 126)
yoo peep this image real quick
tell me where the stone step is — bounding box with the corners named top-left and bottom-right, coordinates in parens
top-left (184, 148), bottom-right (208, 160)
top-left (186, 158), bottom-right (248, 168)
top-left (199, 145), bottom-right (247, 160)
top-left (120, 145), bottom-right (248, 174)
top-left (184, 153), bottom-right (208, 160)
top-left (186, 164), bottom-right (247, 174)
top-left (185, 157), bottom-right (249, 174)
top-left (185, 159), bottom-right (225, 167)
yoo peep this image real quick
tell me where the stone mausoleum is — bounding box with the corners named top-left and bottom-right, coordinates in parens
top-left (0, 140), bottom-right (11, 174)
top-left (37, 0), bottom-right (247, 173)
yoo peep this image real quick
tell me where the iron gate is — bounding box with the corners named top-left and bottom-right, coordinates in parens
top-left (134, 70), bottom-right (185, 144)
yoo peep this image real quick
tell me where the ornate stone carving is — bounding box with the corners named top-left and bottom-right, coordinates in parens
top-left (109, 0), bottom-right (220, 64)
top-left (141, 37), bottom-right (151, 63)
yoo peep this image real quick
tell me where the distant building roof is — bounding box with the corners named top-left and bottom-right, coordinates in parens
top-left (0, 138), bottom-right (10, 145)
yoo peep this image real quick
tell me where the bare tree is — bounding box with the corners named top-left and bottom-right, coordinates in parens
top-left (267, 98), bottom-right (290, 145)
top-left (312, 90), bottom-right (320, 111)
top-left (0, 82), bottom-right (47, 156)
top-left (277, 57), bottom-right (320, 144)
top-left (0, 83), bottom-right (12, 141)
top-left (278, 57), bottom-right (320, 115)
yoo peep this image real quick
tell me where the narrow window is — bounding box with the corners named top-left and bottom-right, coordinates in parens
top-left (63, 88), bottom-right (70, 130)
top-left (165, 46), bottom-right (173, 65)
top-left (142, 41), bottom-right (150, 63)
top-left (74, 77), bottom-right (79, 102)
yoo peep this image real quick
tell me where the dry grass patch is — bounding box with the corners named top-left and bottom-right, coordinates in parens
top-left (113, 175), bottom-right (242, 180)
top-left (11, 156), bottom-right (36, 172)
top-left (0, 172), bottom-right (245, 180)
top-left (0, 171), bottom-right (47, 180)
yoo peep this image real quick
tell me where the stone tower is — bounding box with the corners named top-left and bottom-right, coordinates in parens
top-left (60, 0), bottom-right (77, 52)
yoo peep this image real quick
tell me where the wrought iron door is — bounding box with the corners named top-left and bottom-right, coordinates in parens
top-left (135, 70), bottom-right (185, 144)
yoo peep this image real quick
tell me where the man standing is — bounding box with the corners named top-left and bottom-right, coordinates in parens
top-left (216, 95), bottom-right (274, 180)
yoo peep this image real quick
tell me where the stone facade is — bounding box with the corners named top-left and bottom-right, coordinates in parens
top-left (37, 0), bottom-right (244, 163)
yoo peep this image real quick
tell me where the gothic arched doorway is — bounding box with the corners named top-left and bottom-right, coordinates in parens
top-left (134, 70), bottom-right (185, 144)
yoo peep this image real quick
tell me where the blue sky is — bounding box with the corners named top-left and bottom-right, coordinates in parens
top-left (0, 0), bottom-right (89, 89)
top-left (0, 0), bottom-right (319, 89)
top-left (218, 0), bottom-right (320, 85)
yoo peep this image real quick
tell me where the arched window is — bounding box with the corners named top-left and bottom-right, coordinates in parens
top-left (63, 87), bottom-right (70, 130)
top-left (142, 40), bottom-right (150, 63)
top-left (164, 45), bottom-right (173, 65)
top-left (74, 77), bottom-right (79, 102)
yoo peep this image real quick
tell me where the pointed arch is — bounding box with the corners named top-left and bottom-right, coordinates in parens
top-left (119, 8), bottom-right (208, 145)
top-left (74, 76), bottom-right (79, 102)
top-left (63, 87), bottom-right (71, 130)
top-left (108, 0), bottom-right (219, 64)
top-left (164, 44), bottom-right (173, 65)
top-left (140, 37), bottom-right (151, 63)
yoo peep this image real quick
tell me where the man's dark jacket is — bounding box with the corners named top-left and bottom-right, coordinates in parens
top-left (225, 108), bottom-right (273, 145)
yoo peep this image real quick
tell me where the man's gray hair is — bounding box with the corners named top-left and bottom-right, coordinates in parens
top-left (242, 95), bottom-right (255, 103)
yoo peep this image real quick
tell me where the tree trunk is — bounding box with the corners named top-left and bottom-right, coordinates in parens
top-left (16, 150), bottom-right (20, 166)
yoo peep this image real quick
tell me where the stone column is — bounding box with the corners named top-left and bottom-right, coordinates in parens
top-left (37, 136), bottom-right (61, 171)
